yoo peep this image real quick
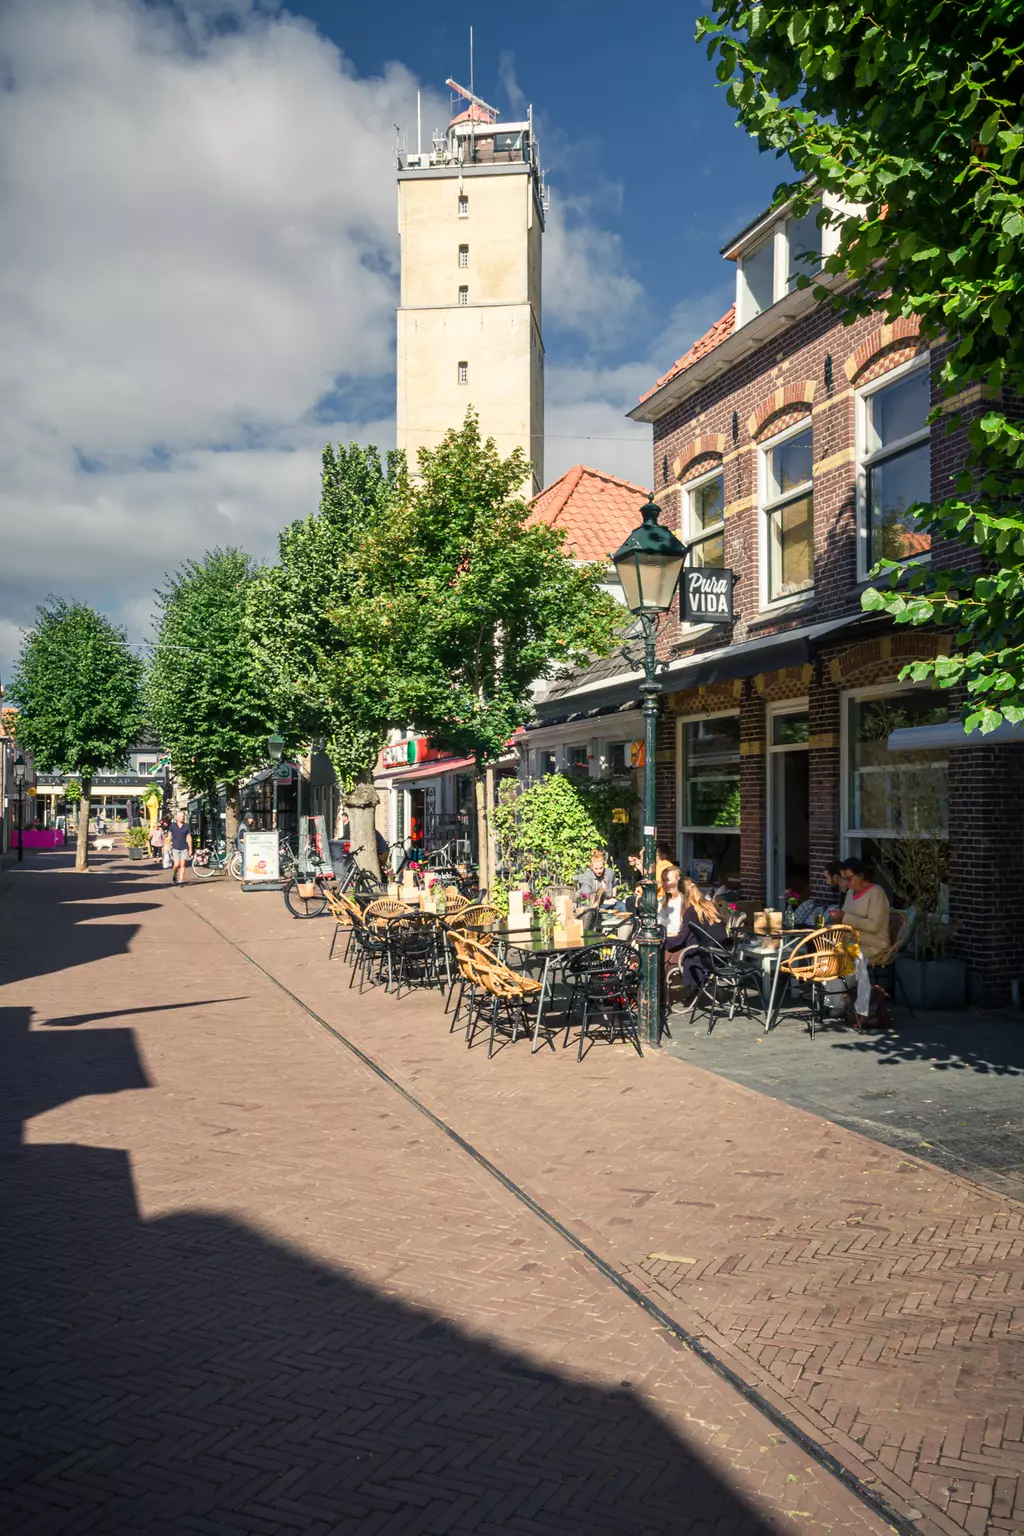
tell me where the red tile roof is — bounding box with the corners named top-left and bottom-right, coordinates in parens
top-left (528, 464), bottom-right (649, 563)
top-left (638, 306), bottom-right (736, 405)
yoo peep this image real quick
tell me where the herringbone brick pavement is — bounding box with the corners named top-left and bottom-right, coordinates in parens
top-left (0, 857), bottom-right (891, 1535)
top-left (175, 870), bottom-right (1024, 1536)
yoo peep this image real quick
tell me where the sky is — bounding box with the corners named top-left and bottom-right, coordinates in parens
top-left (0, 0), bottom-right (784, 680)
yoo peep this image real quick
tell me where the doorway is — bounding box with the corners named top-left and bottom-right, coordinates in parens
top-left (767, 704), bottom-right (810, 904)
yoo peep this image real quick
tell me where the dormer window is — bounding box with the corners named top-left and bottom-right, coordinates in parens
top-left (736, 202), bottom-right (824, 327)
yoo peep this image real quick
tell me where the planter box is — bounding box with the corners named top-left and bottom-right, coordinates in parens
top-left (128, 846), bottom-right (145, 860)
top-left (895, 955), bottom-right (966, 1011)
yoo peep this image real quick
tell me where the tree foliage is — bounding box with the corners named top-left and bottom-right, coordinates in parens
top-left (699, 2), bottom-right (1024, 731)
top-left (148, 550), bottom-right (279, 813)
top-left (492, 773), bottom-right (604, 889)
top-left (9, 599), bottom-right (143, 869)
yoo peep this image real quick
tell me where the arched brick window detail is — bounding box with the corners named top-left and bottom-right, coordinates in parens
top-left (747, 381), bottom-right (815, 441)
top-left (672, 432), bottom-right (726, 482)
top-left (844, 317), bottom-right (923, 383)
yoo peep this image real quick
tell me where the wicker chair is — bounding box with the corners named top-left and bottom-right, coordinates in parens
top-left (323, 886), bottom-right (361, 962)
top-left (449, 903), bottom-right (500, 933)
top-left (364, 896), bottom-right (412, 929)
top-left (462, 946), bottom-right (544, 1058)
top-left (777, 924), bottom-right (858, 1038)
top-left (444, 925), bottom-right (496, 1022)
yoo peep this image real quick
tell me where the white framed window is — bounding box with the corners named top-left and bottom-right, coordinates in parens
top-left (458, 284), bottom-right (468, 306)
top-left (766, 700), bottom-right (810, 904)
top-left (458, 244), bottom-right (469, 268)
top-left (676, 711), bottom-right (741, 885)
top-left (841, 683), bottom-right (949, 874)
top-left (458, 194), bottom-right (469, 217)
top-left (760, 420), bottom-right (814, 604)
top-left (857, 357), bottom-right (931, 574)
top-left (457, 360), bottom-right (468, 385)
top-left (683, 467), bottom-right (725, 568)
top-left (737, 202), bottom-right (823, 326)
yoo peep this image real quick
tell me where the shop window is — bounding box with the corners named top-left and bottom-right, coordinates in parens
top-left (684, 470), bottom-right (725, 569)
top-left (679, 714), bottom-right (741, 885)
top-left (844, 688), bottom-right (948, 852)
top-left (762, 424), bottom-right (813, 603)
top-left (860, 362), bottom-right (931, 569)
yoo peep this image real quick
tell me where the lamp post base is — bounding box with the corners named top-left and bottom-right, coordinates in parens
top-left (637, 923), bottom-right (662, 1047)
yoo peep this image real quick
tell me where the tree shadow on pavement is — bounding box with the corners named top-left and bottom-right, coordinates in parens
top-left (0, 859), bottom-right (162, 991)
top-left (0, 1002), bottom-right (773, 1535)
top-left (829, 1015), bottom-right (1024, 1076)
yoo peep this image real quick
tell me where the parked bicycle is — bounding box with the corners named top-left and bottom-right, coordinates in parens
top-left (282, 843), bottom-right (382, 919)
top-left (192, 838), bottom-right (243, 880)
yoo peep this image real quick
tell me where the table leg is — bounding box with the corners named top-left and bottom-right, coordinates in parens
top-left (530, 956), bottom-right (555, 1054)
top-left (764, 943), bottom-right (787, 1031)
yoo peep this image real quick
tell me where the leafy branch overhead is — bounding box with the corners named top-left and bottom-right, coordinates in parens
top-left (699, 1), bottom-right (1024, 732)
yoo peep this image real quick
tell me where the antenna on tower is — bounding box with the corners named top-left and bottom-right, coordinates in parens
top-left (469, 26), bottom-right (474, 97)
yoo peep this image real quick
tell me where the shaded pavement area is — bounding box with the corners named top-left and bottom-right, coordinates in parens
top-left (664, 1008), bottom-right (1024, 1203)
top-left (0, 853), bottom-right (890, 1536)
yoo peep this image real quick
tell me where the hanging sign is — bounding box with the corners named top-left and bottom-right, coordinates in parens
top-left (682, 568), bottom-right (735, 624)
top-left (243, 831), bottom-right (280, 882)
top-left (272, 763), bottom-right (293, 782)
top-left (630, 741), bottom-right (645, 768)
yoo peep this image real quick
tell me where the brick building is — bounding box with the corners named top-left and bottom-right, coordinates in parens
top-left (533, 194), bottom-right (1024, 1002)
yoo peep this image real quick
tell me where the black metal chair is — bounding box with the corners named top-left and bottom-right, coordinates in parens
top-left (384, 913), bottom-right (444, 998)
top-left (347, 915), bottom-right (389, 994)
top-left (563, 940), bottom-right (641, 1060)
top-left (689, 944), bottom-right (767, 1035)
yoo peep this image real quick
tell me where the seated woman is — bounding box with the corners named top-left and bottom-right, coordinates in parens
top-left (831, 856), bottom-right (891, 963)
top-left (659, 867), bottom-right (727, 1006)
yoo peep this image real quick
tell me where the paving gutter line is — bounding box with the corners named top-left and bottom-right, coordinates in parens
top-left (183, 898), bottom-right (917, 1536)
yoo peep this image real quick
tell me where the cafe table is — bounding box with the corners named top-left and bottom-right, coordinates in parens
top-left (733, 928), bottom-right (817, 1030)
top-left (493, 922), bottom-right (613, 1053)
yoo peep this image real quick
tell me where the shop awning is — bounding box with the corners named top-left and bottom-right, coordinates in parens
top-left (887, 719), bottom-right (1024, 751)
top-left (380, 754), bottom-right (477, 784)
top-left (664, 612), bottom-right (875, 690)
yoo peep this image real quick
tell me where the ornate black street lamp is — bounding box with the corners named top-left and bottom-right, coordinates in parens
top-left (611, 498), bottom-right (687, 1046)
top-left (13, 753), bottom-right (26, 863)
top-left (267, 732), bottom-right (285, 833)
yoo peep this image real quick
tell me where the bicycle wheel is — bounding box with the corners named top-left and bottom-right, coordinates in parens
top-left (191, 855), bottom-right (217, 880)
top-left (228, 851), bottom-right (243, 880)
top-left (283, 878), bottom-right (328, 918)
top-left (353, 868), bottom-right (383, 896)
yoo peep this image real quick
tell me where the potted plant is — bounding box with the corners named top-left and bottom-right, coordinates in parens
top-left (125, 825), bottom-right (149, 861)
top-left (888, 833), bottom-right (964, 1010)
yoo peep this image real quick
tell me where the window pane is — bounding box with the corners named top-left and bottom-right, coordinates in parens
top-left (769, 493), bottom-right (813, 599)
top-left (690, 531), bottom-right (725, 568)
top-left (847, 692), bottom-right (948, 835)
top-left (868, 368), bottom-right (929, 451)
top-left (742, 237), bottom-right (774, 318)
top-left (692, 474), bottom-right (724, 531)
top-left (772, 711), bottom-right (809, 745)
top-left (869, 442), bottom-right (931, 563)
top-left (768, 428), bottom-right (812, 499)
top-left (786, 204), bottom-right (822, 290)
top-left (683, 831), bottom-right (741, 887)
top-left (683, 717), bottom-right (740, 829)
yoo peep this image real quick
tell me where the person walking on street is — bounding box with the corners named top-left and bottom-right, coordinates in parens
top-left (149, 821), bottom-right (165, 864)
top-left (168, 810), bottom-right (192, 886)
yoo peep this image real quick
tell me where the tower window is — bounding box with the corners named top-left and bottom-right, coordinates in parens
top-left (458, 194), bottom-right (469, 217)
top-left (458, 244), bottom-right (469, 268)
top-left (458, 285), bottom-right (468, 306)
top-left (457, 361), bottom-right (468, 385)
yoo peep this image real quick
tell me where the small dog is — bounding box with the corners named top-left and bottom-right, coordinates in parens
top-left (92, 837), bottom-right (114, 851)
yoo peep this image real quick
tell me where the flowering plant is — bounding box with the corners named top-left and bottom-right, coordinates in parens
top-left (727, 902), bottom-right (738, 913)
top-left (407, 859), bottom-right (423, 873)
top-left (785, 889), bottom-right (800, 905)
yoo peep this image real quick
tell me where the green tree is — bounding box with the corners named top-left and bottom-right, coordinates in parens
top-left (247, 444), bottom-right (413, 876)
top-left (148, 549), bottom-right (278, 839)
top-left (699, 2), bottom-right (1024, 732)
top-left (9, 600), bottom-right (143, 871)
top-left (368, 414), bottom-right (618, 886)
top-left (493, 773), bottom-right (605, 892)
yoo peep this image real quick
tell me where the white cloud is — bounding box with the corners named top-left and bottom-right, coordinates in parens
top-left (543, 193), bottom-right (645, 349)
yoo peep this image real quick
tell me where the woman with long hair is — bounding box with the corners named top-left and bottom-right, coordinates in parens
top-left (660, 868), bottom-right (727, 1007)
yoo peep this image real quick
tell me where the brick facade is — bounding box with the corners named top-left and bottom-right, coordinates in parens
top-left (637, 276), bottom-right (1013, 1003)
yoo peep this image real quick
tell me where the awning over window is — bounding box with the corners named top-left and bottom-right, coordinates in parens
top-left (887, 719), bottom-right (1024, 751)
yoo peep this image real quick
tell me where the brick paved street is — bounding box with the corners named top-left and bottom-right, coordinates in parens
top-left (175, 865), bottom-right (1024, 1536)
top-left (0, 855), bottom-right (895, 1536)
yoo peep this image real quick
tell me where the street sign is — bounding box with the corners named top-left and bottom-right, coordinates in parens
top-left (681, 568), bottom-right (735, 624)
top-left (272, 763), bottom-right (293, 782)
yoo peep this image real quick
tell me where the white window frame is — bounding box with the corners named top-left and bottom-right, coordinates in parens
top-left (855, 354), bottom-right (932, 582)
top-left (683, 464), bottom-right (726, 567)
top-left (839, 680), bottom-right (950, 852)
top-left (458, 193), bottom-right (469, 217)
top-left (758, 416), bottom-right (815, 610)
top-left (765, 698), bottom-right (810, 904)
top-left (675, 708), bottom-right (742, 874)
top-left (736, 203), bottom-right (826, 327)
top-left (457, 360), bottom-right (468, 385)
top-left (458, 284), bottom-right (468, 306)
top-left (458, 244), bottom-right (469, 268)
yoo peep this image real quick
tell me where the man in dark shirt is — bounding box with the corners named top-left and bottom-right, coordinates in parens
top-left (168, 810), bottom-right (192, 885)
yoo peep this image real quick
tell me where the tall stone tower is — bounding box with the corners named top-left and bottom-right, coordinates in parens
top-left (396, 80), bottom-right (545, 495)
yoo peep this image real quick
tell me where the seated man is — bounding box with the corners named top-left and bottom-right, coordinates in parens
top-left (575, 848), bottom-right (617, 908)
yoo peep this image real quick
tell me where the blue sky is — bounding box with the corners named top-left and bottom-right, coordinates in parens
top-left (0, 0), bottom-right (782, 677)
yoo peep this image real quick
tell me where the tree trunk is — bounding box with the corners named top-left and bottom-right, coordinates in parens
top-left (224, 785), bottom-right (240, 844)
top-left (474, 771), bottom-right (489, 894)
top-left (485, 765), bottom-right (497, 896)
top-left (344, 775), bottom-right (380, 879)
top-left (76, 777), bottom-right (91, 872)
